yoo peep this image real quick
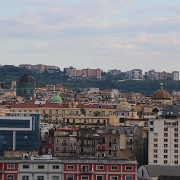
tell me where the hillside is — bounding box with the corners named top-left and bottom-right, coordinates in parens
top-left (0, 65), bottom-right (180, 95)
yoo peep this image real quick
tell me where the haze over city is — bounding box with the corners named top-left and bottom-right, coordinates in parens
top-left (0, 0), bottom-right (180, 72)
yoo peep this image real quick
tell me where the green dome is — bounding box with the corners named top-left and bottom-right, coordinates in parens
top-left (50, 95), bottom-right (62, 104)
top-left (117, 97), bottom-right (122, 103)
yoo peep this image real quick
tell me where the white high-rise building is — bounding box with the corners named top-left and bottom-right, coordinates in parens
top-left (172, 71), bottom-right (179, 81)
top-left (148, 117), bottom-right (180, 165)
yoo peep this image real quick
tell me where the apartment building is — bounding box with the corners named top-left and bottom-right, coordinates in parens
top-left (0, 158), bottom-right (137, 180)
top-left (172, 71), bottom-right (179, 81)
top-left (65, 67), bottom-right (101, 78)
top-left (63, 158), bottom-right (137, 180)
top-left (148, 116), bottom-right (180, 165)
top-left (126, 69), bottom-right (142, 79)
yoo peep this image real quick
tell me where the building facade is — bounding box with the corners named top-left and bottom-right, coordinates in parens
top-left (0, 112), bottom-right (40, 156)
top-left (148, 117), bottom-right (180, 165)
top-left (0, 158), bottom-right (137, 180)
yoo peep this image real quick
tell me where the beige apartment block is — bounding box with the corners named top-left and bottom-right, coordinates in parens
top-left (148, 118), bottom-right (180, 165)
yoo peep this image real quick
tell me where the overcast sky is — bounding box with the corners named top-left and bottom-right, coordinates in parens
top-left (0, 0), bottom-right (180, 72)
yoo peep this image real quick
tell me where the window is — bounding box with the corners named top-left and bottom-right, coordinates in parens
top-left (38, 165), bottom-right (44, 169)
top-left (175, 128), bottom-right (178, 132)
top-left (37, 176), bottom-right (44, 180)
top-left (154, 133), bottom-right (158, 137)
top-left (52, 176), bottom-right (59, 180)
top-left (174, 155), bottom-right (178, 159)
top-left (126, 166), bottom-right (132, 170)
top-left (174, 144), bottom-right (178, 148)
top-left (164, 144), bottom-right (168, 148)
top-left (174, 133), bottom-right (178, 137)
top-left (67, 175), bottom-right (73, 180)
top-left (150, 121), bottom-right (154, 125)
top-left (82, 176), bottom-right (88, 180)
top-left (97, 166), bottom-right (104, 170)
top-left (164, 155), bottom-right (168, 158)
top-left (97, 176), bottom-right (103, 180)
top-left (82, 166), bottom-right (88, 172)
top-left (164, 133), bottom-right (168, 137)
top-left (150, 128), bottom-right (154, 131)
top-left (164, 128), bottom-right (168, 131)
top-left (111, 166), bottom-right (118, 170)
top-left (164, 160), bottom-right (167, 164)
top-left (111, 177), bottom-right (117, 180)
top-left (22, 176), bottom-right (29, 180)
top-left (154, 155), bottom-right (158, 158)
top-left (119, 118), bottom-right (125, 123)
top-left (174, 161), bottom-right (178, 164)
top-left (164, 149), bottom-right (168, 153)
top-left (154, 149), bottom-right (158, 153)
top-left (164, 139), bottom-right (168, 142)
top-left (7, 164), bottom-right (15, 169)
top-left (154, 144), bottom-right (158, 147)
top-left (53, 165), bottom-right (59, 169)
top-left (154, 160), bottom-right (157, 163)
top-left (126, 176), bottom-right (132, 180)
top-left (68, 165), bottom-right (74, 170)
top-left (154, 139), bottom-right (158, 142)
top-left (7, 175), bottom-right (14, 180)
top-left (22, 165), bottom-right (29, 169)
top-left (174, 139), bottom-right (178, 142)
top-left (174, 150), bottom-right (178, 153)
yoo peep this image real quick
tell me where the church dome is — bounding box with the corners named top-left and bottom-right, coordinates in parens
top-left (152, 83), bottom-right (171, 99)
top-left (51, 94), bottom-right (62, 104)
top-left (19, 74), bottom-right (35, 85)
top-left (118, 97), bottom-right (132, 111)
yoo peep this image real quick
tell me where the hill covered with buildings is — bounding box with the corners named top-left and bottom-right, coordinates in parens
top-left (0, 65), bottom-right (180, 95)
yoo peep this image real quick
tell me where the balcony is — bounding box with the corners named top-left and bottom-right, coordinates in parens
top-left (80, 167), bottom-right (94, 174)
top-left (113, 149), bottom-right (118, 151)
top-left (97, 146), bottom-right (105, 151)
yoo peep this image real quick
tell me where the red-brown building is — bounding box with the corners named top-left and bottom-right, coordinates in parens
top-left (63, 159), bottom-right (137, 180)
top-left (0, 158), bottom-right (137, 180)
top-left (1, 162), bottom-right (18, 180)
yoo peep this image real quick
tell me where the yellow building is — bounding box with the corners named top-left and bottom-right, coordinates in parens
top-left (0, 106), bottom-right (10, 116)
top-left (10, 95), bottom-right (139, 126)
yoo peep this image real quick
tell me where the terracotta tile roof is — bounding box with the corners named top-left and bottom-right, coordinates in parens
top-left (77, 104), bottom-right (114, 109)
top-left (10, 103), bottom-right (69, 108)
top-left (101, 89), bottom-right (112, 92)
top-left (10, 103), bottom-right (114, 109)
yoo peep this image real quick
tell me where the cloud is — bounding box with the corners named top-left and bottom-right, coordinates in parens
top-left (0, 0), bottom-right (180, 72)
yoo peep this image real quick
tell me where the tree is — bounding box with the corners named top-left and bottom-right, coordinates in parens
top-left (43, 114), bottom-right (49, 121)
top-left (93, 111), bottom-right (101, 116)
top-left (80, 108), bottom-right (86, 115)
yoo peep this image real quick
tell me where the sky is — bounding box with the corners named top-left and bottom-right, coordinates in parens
top-left (0, 0), bottom-right (180, 73)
